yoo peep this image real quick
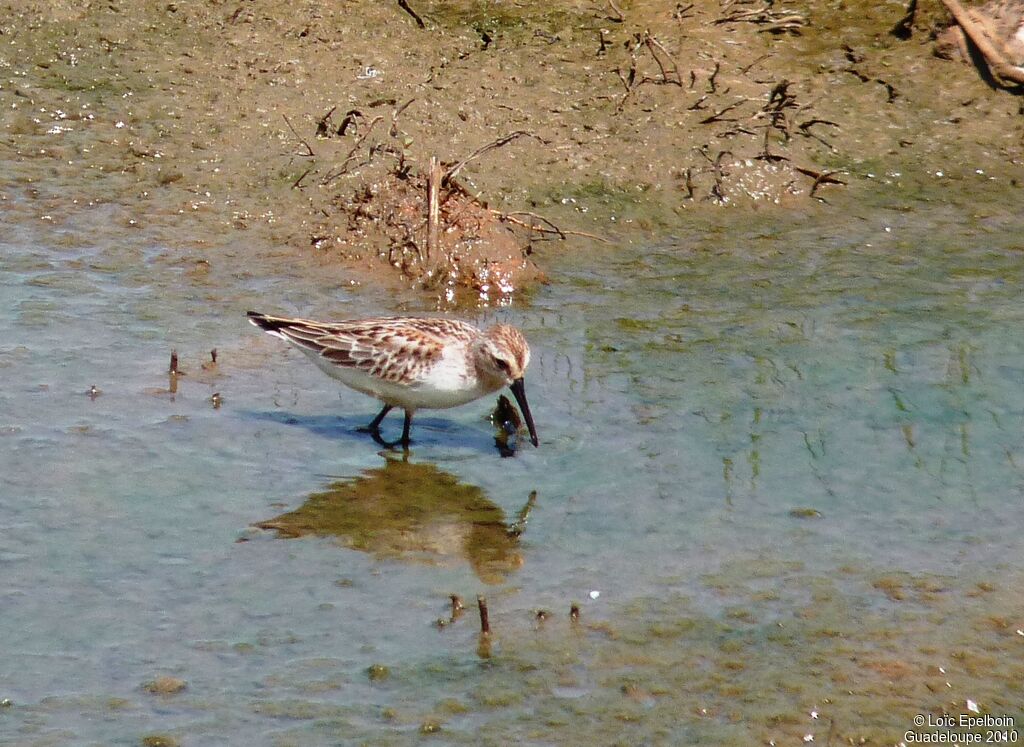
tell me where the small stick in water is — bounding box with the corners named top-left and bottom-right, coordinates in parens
top-left (169, 350), bottom-right (179, 375)
top-left (450, 594), bottom-right (464, 619)
top-left (476, 632), bottom-right (492, 659)
top-left (438, 594), bottom-right (464, 629)
top-left (570, 603), bottom-right (580, 622)
top-left (426, 155), bottom-right (441, 261)
top-left (477, 595), bottom-right (490, 635)
top-left (210, 348), bottom-right (217, 364)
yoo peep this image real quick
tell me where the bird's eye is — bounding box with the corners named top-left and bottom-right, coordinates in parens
top-left (495, 358), bottom-right (511, 373)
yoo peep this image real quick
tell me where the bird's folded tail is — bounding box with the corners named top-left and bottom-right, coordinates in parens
top-left (247, 311), bottom-right (291, 334)
top-left (246, 311), bottom-right (326, 350)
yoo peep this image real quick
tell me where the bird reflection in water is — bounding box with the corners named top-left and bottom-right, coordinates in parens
top-left (256, 456), bottom-right (537, 584)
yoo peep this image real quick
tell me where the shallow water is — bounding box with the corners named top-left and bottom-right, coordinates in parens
top-left (2, 185), bottom-right (1024, 745)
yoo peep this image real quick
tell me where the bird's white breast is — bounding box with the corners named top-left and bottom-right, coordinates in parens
top-left (302, 345), bottom-right (499, 412)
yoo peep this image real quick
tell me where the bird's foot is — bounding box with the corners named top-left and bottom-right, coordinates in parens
top-left (367, 427), bottom-right (411, 451)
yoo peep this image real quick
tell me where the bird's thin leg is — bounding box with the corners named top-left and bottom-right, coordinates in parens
top-left (358, 404), bottom-right (393, 435)
top-left (361, 405), bottom-right (412, 450)
top-left (399, 410), bottom-right (413, 448)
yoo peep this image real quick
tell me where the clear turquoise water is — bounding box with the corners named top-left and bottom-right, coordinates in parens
top-left (2, 189), bottom-right (1023, 745)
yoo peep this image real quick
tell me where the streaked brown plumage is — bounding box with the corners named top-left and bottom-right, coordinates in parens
top-left (247, 312), bottom-right (539, 448)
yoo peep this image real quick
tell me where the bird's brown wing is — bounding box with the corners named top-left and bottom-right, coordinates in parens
top-left (247, 313), bottom-right (477, 384)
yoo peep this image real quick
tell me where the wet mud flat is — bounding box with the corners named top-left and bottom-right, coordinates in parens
top-left (2, 0), bottom-right (1022, 304)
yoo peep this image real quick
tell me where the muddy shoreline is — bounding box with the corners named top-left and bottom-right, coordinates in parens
top-left (2, 0), bottom-right (1021, 305)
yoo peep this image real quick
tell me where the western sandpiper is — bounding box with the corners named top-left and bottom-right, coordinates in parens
top-left (247, 312), bottom-right (539, 449)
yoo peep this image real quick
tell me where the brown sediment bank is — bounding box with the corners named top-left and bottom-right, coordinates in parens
top-left (2, 1), bottom-right (1021, 305)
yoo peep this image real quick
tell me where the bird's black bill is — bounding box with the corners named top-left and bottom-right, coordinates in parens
top-left (509, 378), bottom-right (539, 447)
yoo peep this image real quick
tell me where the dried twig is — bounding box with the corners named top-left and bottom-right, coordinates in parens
top-left (338, 109), bottom-right (363, 136)
top-left (321, 115), bottom-right (384, 185)
top-left (493, 210), bottom-right (611, 243)
top-left (504, 210), bottom-right (565, 239)
top-left (795, 166), bottom-right (847, 198)
top-left (766, 79), bottom-right (794, 110)
top-left (643, 32), bottom-right (684, 86)
top-left (797, 118), bottom-right (840, 149)
top-left (841, 47), bottom-right (901, 102)
top-left (756, 126), bottom-right (789, 162)
top-left (390, 98), bottom-right (416, 137)
top-left (397, 0), bottom-right (426, 28)
top-left (696, 148), bottom-right (732, 203)
top-left (879, 79), bottom-right (899, 103)
top-left (606, 0), bottom-right (625, 22)
top-left (761, 79), bottom-right (797, 143)
top-left (890, 0), bottom-right (917, 39)
top-left (443, 131), bottom-right (545, 185)
top-left (615, 65), bottom-right (636, 93)
top-left (426, 156), bottom-right (441, 261)
top-left (292, 166), bottom-right (314, 189)
top-left (940, 0), bottom-right (1024, 85)
top-left (615, 70), bottom-right (638, 112)
top-left (681, 167), bottom-right (695, 199)
top-left (674, 3), bottom-right (695, 21)
top-left (757, 16), bottom-right (807, 34)
top-left (740, 53), bottom-right (772, 75)
top-left (715, 4), bottom-right (807, 33)
top-left (282, 114), bottom-right (314, 157)
top-left (315, 106), bottom-right (337, 138)
top-left (699, 98), bottom-right (748, 124)
top-left (707, 61), bottom-right (721, 93)
top-left (613, 31), bottom-right (685, 111)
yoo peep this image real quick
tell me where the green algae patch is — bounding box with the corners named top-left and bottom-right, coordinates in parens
top-left (142, 676), bottom-right (186, 695)
top-left (141, 737), bottom-right (179, 747)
